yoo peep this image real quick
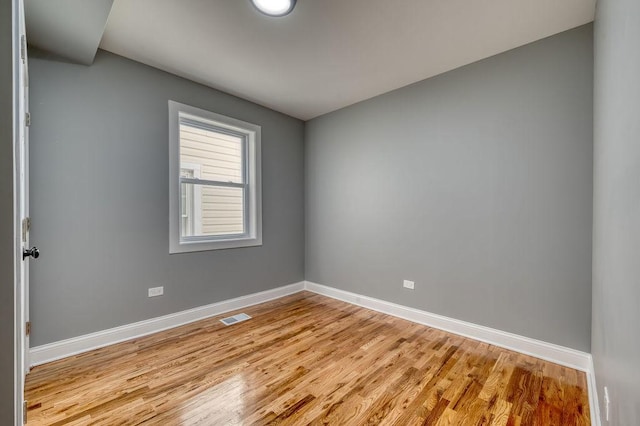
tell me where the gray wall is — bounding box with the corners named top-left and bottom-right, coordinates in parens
top-left (0, 0), bottom-right (16, 423)
top-left (29, 49), bottom-right (305, 346)
top-left (306, 25), bottom-right (593, 351)
top-left (592, 0), bottom-right (640, 423)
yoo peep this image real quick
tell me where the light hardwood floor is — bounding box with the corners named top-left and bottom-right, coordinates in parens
top-left (25, 292), bottom-right (590, 425)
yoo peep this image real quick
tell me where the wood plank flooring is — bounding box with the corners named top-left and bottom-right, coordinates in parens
top-left (25, 292), bottom-right (590, 425)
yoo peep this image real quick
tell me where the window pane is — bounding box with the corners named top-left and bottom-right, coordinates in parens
top-left (180, 183), bottom-right (245, 238)
top-left (180, 182), bottom-right (194, 237)
top-left (179, 123), bottom-right (244, 184)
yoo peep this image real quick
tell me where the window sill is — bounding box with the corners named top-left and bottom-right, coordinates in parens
top-left (169, 236), bottom-right (262, 254)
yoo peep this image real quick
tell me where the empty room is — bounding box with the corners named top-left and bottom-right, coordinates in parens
top-left (1, 0), bottom-right (639, 424)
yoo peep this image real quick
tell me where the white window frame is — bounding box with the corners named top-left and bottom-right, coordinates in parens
top-left (169, 101), bottom-right (262, 253)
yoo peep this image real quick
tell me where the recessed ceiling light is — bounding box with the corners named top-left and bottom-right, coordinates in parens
top-left (250, 0), bottom-right (297, 17)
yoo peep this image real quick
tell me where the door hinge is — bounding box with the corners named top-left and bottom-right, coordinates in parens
top-left (26, 321), bottom-right (31, 336)
top-left (21, 217), bottom-right (30, 243)
top-left (25, 112), bottom-right (31, 127)
top-left (23, 400), bottom-right (27, 423)
top-left (20, 35), bottom-right (26, 62)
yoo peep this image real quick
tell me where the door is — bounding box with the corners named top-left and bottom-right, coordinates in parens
top-left (14, 0), bottom-right (34, 421)
top-left (17, 0), bottom-right (31, 374)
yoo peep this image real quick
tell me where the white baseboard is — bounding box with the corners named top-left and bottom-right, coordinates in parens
top-left (29, 281), bottom-right (305, 366)
top-left (304, 281), bottom-right (600, 424)
top-left (303, 281), bottom-right (591, 372)
top-left (586, 355), bottom-right (602, 426)
top-left (29, 278), bottom-right (599, 425)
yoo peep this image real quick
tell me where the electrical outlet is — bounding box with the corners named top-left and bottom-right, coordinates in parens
top-left (403, 280), bottom-right (415, 290)
top-left (148, 286), bottom-right (164, 297)
top-left (604, 386), bottom-right (610, 422)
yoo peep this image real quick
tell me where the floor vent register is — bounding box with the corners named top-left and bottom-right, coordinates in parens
top-left (220, 313), bottom-right (252, 326)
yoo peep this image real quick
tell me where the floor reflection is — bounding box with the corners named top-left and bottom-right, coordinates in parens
top-left (179, 373), bottom-right (247, 425)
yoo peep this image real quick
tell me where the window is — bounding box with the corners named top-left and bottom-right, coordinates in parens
top-left (169, 101), bottom-right (262, 253)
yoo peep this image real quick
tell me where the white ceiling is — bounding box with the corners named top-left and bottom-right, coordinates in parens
top-left (98, 1), bottom-right (593, 120)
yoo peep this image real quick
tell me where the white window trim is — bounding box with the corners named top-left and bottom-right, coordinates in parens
top-left (169, 100), bottom-right (262, 253)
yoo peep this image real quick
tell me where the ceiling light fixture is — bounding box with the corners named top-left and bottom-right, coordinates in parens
top-left (250, 0), bottom-right (296, 17)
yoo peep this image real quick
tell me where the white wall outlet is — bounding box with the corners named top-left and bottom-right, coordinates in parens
top-left (148, 286), bottom-right (164, 297)
top-left (604, 386), bottom-right (610, 422)
top-left (403, 280), bottom-right (415, 290)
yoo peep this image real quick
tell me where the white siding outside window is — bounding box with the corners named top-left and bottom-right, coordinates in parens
top-left (169, 101), bottom-right (262, 253)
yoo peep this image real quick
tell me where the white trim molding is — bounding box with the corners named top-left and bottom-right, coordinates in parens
top-left (304, 281), bottom-right (601, 425)
top-left (586, 355), bottom-right (602, 426)
top-left (29, 279), bottom-right (599, 425)
top-left (30, 281), bottom-right (305, 366)
top-left (304, 281), bottom-right (592, 372)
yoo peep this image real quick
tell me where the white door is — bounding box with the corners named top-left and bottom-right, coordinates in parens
top-left (17, 0), bottom-right (31, 370)
top-left (14, 0), bottom-right (32, 422)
